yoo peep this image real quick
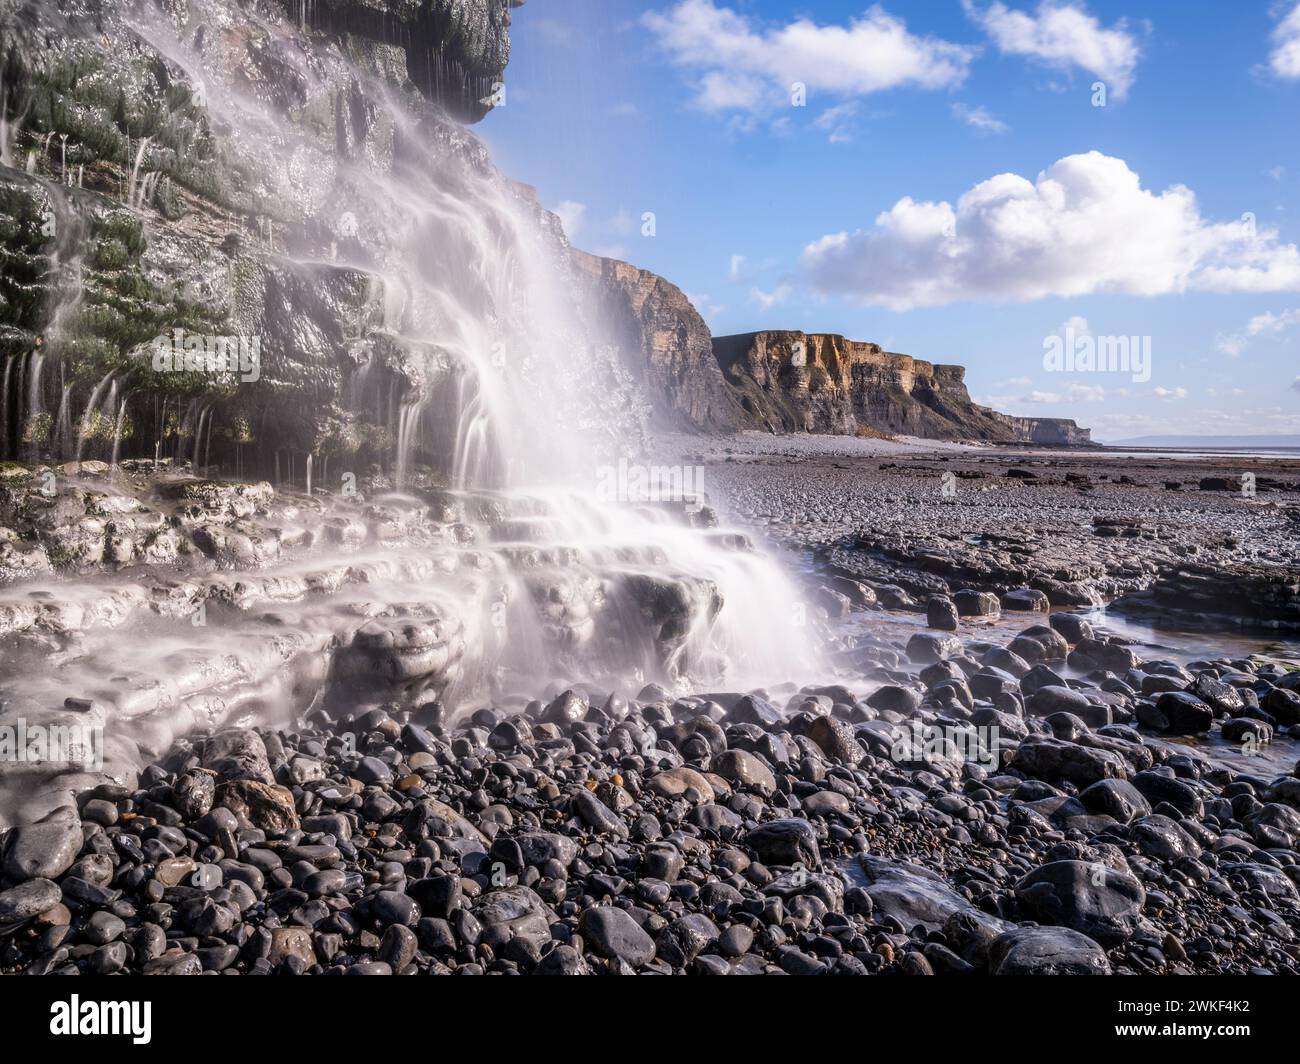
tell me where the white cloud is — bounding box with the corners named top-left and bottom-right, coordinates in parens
top-left (1270, 3), bottom-right (1300, 79)
top-left (1216, 307), bottom-right (1300, 356)
top-left (1267, 165), bottom-right (1287, 182)
top-left (952, 102), bottom-right (1009, 133)
top-left (1292, 376), bottom-right (1300, 393)
top-left (728, 254), bottom-right (747, 282)
top-left (1090, 404), bottom-right (1300, 439)
top-left (815, 101), bottom-right (860, 143)
top-left (685, 291), bottom-right (726, 317)
top-left (609, 102), bottom-right (640, 117)
top-left (1059, 315), bottom-right (1090, 337)
top-left (534, 18), bottom-right (577, 48)
top-left (964, 1), bottom-right (1141, 98)
top-left (1243, 307), bottom-right (1300, 339)
top-left (551, 200), bottom-right (586, 238)
top-left (978, 379), bottom-right (1103, 406)
top-left (1152, 386), bottom-right (1188, 399)
top-left (801, 151), bottom-right (1300, 310)
top-left (642, 0), bottom-right (975, 117)
top-left (750, 284), bottom-right (792, 310)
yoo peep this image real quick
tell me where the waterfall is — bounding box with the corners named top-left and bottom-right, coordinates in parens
top-left (127, 136), bottom-right (151, 208)
top-left (76, 371), bottom-right (114, 463)
top-left (23, 350), bottom-right (44, 458)
top-left (0, 0), bottom-right (821, 755)
top-left (0, 356), bottom-right (12, 455)
top-left (202, 409), bottom-right (215, 471)
top-left (110, 389), bottom-right (128, 469)
top-left (103, 381), bottom-right (119, 461)
top-left (42, 184), bottom-right (85, 361)
top-left (0, 84), bottom-right (19, 167)
top-left (394, 403), bottom-right (418, 489)
top-left (132, 169), bottom-right (160, 211)
top-left (54, 383), bottom-right (73, 458)
top-left (191, 405), bottom-right (209, 470)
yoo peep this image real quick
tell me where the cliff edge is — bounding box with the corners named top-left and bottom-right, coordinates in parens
top-left (713, 330), bottom-right (1092, 445)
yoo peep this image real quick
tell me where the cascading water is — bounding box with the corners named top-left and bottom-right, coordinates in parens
top-left (0, 0), bottom-right (822, 821)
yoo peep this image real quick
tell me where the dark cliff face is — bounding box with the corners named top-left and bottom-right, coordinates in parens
top-left (713, 331), bottom-right (1092, 445)
top-left (293, 0), bottom-right (520, 123)
top-left (0, 0), bottom-right (524, 476)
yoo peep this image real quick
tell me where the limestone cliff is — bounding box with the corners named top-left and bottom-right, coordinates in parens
top-left (712, 330), bottom-right (1092, 445)
top-left (564, 252), bottom-right (1092, 444)
top-left (571, 250), bottom-right (743, 432)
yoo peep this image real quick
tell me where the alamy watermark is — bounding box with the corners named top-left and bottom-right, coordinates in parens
top-left (1043, 323), bottom-right (1151, 383)
top-left (889, 721), bottom-right (999, 772)
top-left (50, 996), bottom-right (150, 1044)
top-left (149, 329), bottom-right (261, 383)
top-left (596, 457), bottom-right (706, 513)
top-left (0, 717), bottom-right (103, 770)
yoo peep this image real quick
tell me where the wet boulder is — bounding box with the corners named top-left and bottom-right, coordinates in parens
top-left (1015, 860), bottom-right (1145, 946)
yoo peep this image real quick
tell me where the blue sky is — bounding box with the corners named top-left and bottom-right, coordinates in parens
top-left (481, 1), bottom-right (1300, 440)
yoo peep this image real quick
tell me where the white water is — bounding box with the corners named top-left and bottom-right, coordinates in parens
top-left (0, 0), bottom-right (822, 822)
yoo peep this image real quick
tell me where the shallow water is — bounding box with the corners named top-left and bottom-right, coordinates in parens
top-left (1085, 449), bottom-right (1300, 461)
top-left (839, 601), bottom-right (1299, 775)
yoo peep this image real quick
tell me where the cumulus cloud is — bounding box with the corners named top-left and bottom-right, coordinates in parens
top-left (686, 291), bottom-right (726, 317)
top-left (964, 1), bottom-right (1142, 98)
top-left (728, 254), bottom-right (747, 281)
top-left (801, 151), bottom-right (1300, 310)
top-left (1270, 3), bottom-right (1300, 79)
top-left (815, 101), bottom-right (860, 144)
top-left (749, 284), bottom-right (792, 310)
top-left (1153, 386), bottom-right (1188, 399)
top-left (1067, 381), bottom-right (1106, 401)
top-left (952, 102), bottom-right (1009, 133)
top-left (642, 0), bottom-right (975, 116)
top-left (976, 379), bottom-right (1104, 407)
top-left (1215, 307), bottom-right (1300, 356)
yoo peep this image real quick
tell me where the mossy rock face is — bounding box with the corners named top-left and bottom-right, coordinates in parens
top-left (0, 175), bottom-right (58, 353)
top-left (298, 0), bottom-right (514, 122)
top-left (1, 0), bottom-right (519, 476)
top-left (0, 167), bottom-right (225, 385)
